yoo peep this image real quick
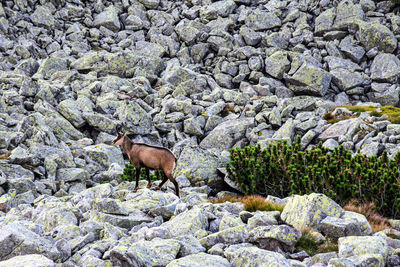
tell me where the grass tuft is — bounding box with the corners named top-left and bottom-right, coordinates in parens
top-left (295, 227), bottom-right (338, 256)
top-left (209, 195), bottom-right (285, 213)
top-left (343, 199), bottom-right (392, 232)
top-left (325, 105), bottom-right (400, 125)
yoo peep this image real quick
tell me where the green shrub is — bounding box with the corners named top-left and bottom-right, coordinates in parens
top-left (227, 137), bottom-right (400, 218)
top-left (121, 163), bottom-right (163, 182)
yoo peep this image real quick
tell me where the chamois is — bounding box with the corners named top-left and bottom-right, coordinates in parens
top-left (112, 127), bottom-right (180, 197)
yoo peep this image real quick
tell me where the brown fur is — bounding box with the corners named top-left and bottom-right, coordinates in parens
top-left (113, 132), bottom-right (180, 197)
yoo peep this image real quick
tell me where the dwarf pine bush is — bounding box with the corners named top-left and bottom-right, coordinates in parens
top-left (227, 137), bottom-right (400, 218)
top-left (121, 163), bottom-right (163, 182)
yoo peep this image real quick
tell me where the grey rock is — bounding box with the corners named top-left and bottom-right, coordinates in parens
top-left (111, 238), bottom-right (180, 267)
top-left (83, 144), bottom-right (124, 169)
top-left (167, 252), bottom-right (230, 267)
top-left (281, 193), bottom-right (344, 230)
top-left (338, 236), bottom-right (388, 259)
top-left (285, 63), bottom-right (332, 96)
top-left (200, 118), bottom-right (254, 150)
top-left (245, 10), bottom-right (281, 31)
top-left (318, 216), bottom-right (362, 240)
top-left (200, 225), bottom-right (249, 249)
top-left (94, 6), bottom-right (121, 32)
top-left (226, 246), bottom-right (292, 267)
top-left (240, 26), bottom-right (261, 46)
top-left (174, 146), bottom-right (223, 189)
top-left (370, 53), bottom-right (400, 83)
top-left (339, 36), bottom-right (365, 63)
top-left (357, 20), bottom-right (397, 53)
top-left (200, 0), bottom-right (236, 20)
top-left (0, 223), bottom-right (60, 261)
top-left (162, 207), bottom-right (208, 237)
top-left (265, 51), bottom-right (291, 80)
top-left (330, 68), bottom-right (364, 91)
top-left (34, 58), bottom-right (68, 80)
top-left (31, 6), bottom-right (55, 29)
top-left (0, 254), bottom-right (55, 267)
top-left (249, 225), bottom-right (301, 252)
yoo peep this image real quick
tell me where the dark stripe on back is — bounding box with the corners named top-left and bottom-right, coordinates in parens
top-left (133, 142), bottom-right (177, 161)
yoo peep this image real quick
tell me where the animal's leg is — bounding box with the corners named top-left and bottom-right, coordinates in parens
top-left (133, 167), bottom-right (141, 193)
top-left (168, 174), bottom-right (180, 198)
top-left (146, 168), bottom-right (152, 188)
top-left (153, 172), bottom-right (168, 191)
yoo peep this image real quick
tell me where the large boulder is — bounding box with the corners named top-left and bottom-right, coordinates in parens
top-left (93, 6), bottom-right (121, 32)
top-left (249, 225), bottom-right (302, 252)
top-left (225, 246), bottom-right (292, 267)
top-left (200, 225), bottom-right (249, 249)
top-left (116, 102), bottom-right (153, 135)
top-left (110, 238), bottom-right (180, 267)
top-left (245, 10), bottom-right (281, 31)
top-left (285, 63), bottom-right (332, 96)
top-left (31, 6), bottom-right (55, 29)
top-left (357, 21), bottom-right (397, 53)
top-left (338, 236), bottom-right (388, 260)
top-left (370, 53), bottom-right (400, 83)
top-left (83, 144), bottom-right (124, 169)
top-left (0, 254), bottom-right (55, 267)
top-left (166, 252), bottom-right (230, 267)
top-left (162, 206), bottom-right (208, 237)
top-left (0, 223), bottom-right (60, 261)
top-left (200, 118), bottom-right (254, 150)
top-left (174, 146), bottom-right (224, 190)
top-left (281, 193), bottom-right (344, 230)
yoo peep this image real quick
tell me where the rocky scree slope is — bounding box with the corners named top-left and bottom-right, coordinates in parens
top-left (1, 0), bottom-right (400, 266)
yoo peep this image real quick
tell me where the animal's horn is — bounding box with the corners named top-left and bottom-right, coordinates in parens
top-left (116, 123), bottom-right (123, 133)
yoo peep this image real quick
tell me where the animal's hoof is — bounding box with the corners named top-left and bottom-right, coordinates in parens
top-left (154, 186), bottom-right (161, 191)
top-left (146, 183), bottom-right (152, 189)
top-left (133, 187), bottom-right (139, 193)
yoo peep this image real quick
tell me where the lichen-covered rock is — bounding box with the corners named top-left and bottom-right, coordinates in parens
top-left (0, 254), bottom-right (55, 267)
top-left (285, 63), bottom-right (332, 96)
top-left (265, 51), bottom-right (291, 79)
top-left (338, 236), bottom-right (388, 259)
top-left (116, 102), bottom-right (153, 135)
top-left (166, 252), bottom-right (230, 267)
top-left (281, 193), bottom-right (344, 230)
top-left (94, 210), bottom-right (153, 229)
top-left (173, 235), bottom-right (206, 257)
top-left (174, 145), bottom-right (223, 190)
top-left (249, 225), bottom-right (301, 252)
top-left (226, 246), bottom-right (292, 267)
top-left (110, 238), bottom-right (180, 267)
top-left (0, 223), bottom-right (60, 261)
top-left (200, 118), bottom-right (254, 150)
top-left (305, 252), bottom-right (338, 266)
top-left (31, 6), bottom-right (55, 29)
top-left (357, 20), bottom-right (397, 53)
top-left (162, 206), bottom-right (208, 237)
top-left (330, 68), bottom-right (364, 91)
top-left (341, 211), bottom-right (372, 236)
top-left (318, 119), bottom-right (355, 141)
top-left (247, 211), bottom-right (279, 229)
top-left (82, 112), bottom-right (119, 134)
top-left (200, 225), bottom-right (249, 249)
top-left (33, 200), bottom-right (78, 232)
top-left (318, 216), bottom-right (361, 240)
top-left (199, 0), bottom-right (236, 20)
top-left (57, 99), bottom-right (85, 128)
top-left (34, 58), bottom-right (68, 80)
top-left (57, 168), bottom-right (89, 183)
top-left (315, 8), bottom-right (335, 34)
top-left (370, 53), bottom-right (400, 83)
top-left (94, 6), bottom-right (120, 32)
top-left (245, 10), bottom-right (281, 31)
top-left (83, 144), bottom-right (124, 169)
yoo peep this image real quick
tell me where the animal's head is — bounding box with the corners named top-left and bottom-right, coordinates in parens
top-left (113, 124), bottom-right (126, 146)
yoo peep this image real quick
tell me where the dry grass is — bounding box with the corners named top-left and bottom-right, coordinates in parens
top-left (324, 105), bottom-right (400, 125)
top-left (210, 195), bottom-right (285, 213)
top-left (0, 151), bottom-right (11, 160)
top-left (343, 199), bottom-right (392, 232)
top-left (295, 227), bottom-right (338, 256)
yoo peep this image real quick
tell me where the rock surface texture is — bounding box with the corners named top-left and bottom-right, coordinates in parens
top-left (1, 0), bottom-right (400, 266)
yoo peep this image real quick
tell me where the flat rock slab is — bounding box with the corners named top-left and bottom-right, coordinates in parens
top-left (166, 252), bottom-right (230, 267)
top-left (0, 254), bottom-right (55, 267)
